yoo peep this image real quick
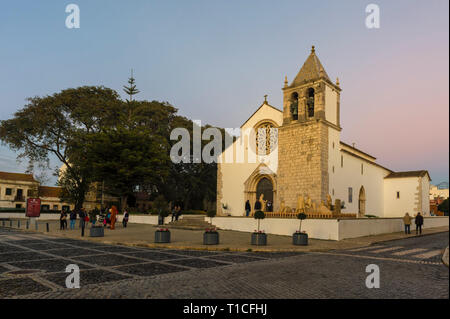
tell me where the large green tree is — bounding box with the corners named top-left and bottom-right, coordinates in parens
top-left (0, 86), bottom-right (121, 210)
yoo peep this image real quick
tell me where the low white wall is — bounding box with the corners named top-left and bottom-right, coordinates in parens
top-left (207, 216), bottom-right (449, 241)
top-left (0, 213), bottom-right (60, 220)
top-left (117, 214), bottom-right (182, 225)
top-left (208, 217), bottom-right (340, 240)
top-left (338, 216), bottom-right (449, 240)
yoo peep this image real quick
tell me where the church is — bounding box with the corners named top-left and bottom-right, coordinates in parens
top-left (216, 47), bottom-right (430, 218)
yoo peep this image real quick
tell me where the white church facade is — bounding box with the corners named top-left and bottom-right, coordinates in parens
top-left (217, 47), bottom-right (430, 218)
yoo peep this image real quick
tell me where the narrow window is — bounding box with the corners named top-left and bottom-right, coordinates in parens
top-left (332, 189), bottom-right (335, 196)
top-left (332, 166), bottom-right (335, 173)
top-left (348, 187), bottom-right (353, 203)
top-left (361, 163), bottom-right (364, 175)
top-left (341, 155), bottom-right (344, 168)
top-left (307, 88), bottom-right (315, 117)
top-left (396, 191), bottom-right (400, 199)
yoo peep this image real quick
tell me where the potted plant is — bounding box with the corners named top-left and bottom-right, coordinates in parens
top-left (155, 228), bottom-right (171, 243)
top-left (203, 210), bottom-right (219, 245)
top-left (89, 224), bottom-right (104, 237)
top-left (204, 228), bottom-right (219, 245)
top-left (293, 213), bottom-right (308, 245)
top-left (251, 211), bottom-right (267, 246)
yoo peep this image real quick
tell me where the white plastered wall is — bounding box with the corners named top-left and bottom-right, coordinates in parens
top-left (218, 103), bottom-right (283, 216)
top-left (331, 149), bottom-right (390, 216)
top-left (324, 85), bottom-right (338, 126)
top-left (384, 177), bottom-right (423, 217)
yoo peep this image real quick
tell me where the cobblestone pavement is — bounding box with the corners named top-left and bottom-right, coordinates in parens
top-left (0, 228), bottom-right (448, 299)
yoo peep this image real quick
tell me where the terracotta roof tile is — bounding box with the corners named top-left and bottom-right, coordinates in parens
top-left (385, 171), bottom-right (431, 180)
top-left (0, 171), bottom-right (37, 183)
top-left (38, 186), bottom-right (62, 198)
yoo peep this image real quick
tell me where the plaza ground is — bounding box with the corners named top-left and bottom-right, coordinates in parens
top-left (0, 224), bottom-right (448, 299)
top-left (3, 218), bottom-right (449, 252)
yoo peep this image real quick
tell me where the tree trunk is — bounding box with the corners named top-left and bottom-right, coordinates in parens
top-left (121, 195), bottom-right (128, 211)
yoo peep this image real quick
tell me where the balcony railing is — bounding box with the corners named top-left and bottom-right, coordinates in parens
top-left (14, 196), bottom-right (25, 202)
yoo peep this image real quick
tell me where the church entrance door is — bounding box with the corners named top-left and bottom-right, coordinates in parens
top-left (256, 178), bottom-right (273, 212)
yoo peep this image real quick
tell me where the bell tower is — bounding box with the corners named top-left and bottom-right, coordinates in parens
top-left (276, 46), bottom-right (342, 211)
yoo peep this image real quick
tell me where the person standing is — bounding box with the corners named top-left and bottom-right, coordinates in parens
top-left (59, 210), bottom-right (66, 230)
top-left (69, 210), bottom-right (77, 230)
top-left (403, 212), bottom-right (411, 234)
top-left (415, 212), bottom-right (424, 235)
top-left (110, 205), bottom-right (118, 230)
top-left (79, 208), bottom-right (87, 231)
top-left (245, 200), bottom-right (251, 217)
top-left (171, 206), bottom-right (177, 222)
top-left (122, 209), bottom-right (129, 228)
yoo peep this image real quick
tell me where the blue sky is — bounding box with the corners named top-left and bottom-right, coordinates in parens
top-left (0, 0), bottom-right (448, 186)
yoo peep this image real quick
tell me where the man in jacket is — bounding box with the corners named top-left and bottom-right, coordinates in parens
top-left (415, 212), bottom-right (424, 235)
top-left (69, 210), bottom-right (77, 230)
top-left (245, 200), bottom-right (251, 217)
top-left (403, 212), bottom-right (411, 234)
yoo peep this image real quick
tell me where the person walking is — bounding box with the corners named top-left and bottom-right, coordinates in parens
top-left (415, 212), bottom-right (424, 235)
top-left (122, 209), bottom-right (129, 228)
top-left (171, 206), bottom-right (177, 222)
top-left (403, 212), bottom-right (411, 234)
top-left (245, 200), bottom-right (251, 217)
top-left (175, 205), bottom-right (181, 221)
top-left (69, 210), bottom-right (77, 230)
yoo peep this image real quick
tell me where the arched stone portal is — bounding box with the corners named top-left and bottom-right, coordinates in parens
top-left (244, 165), bottom-right (277, 215)
top-left (256, 177), bottom-right (274, 211)
top-left (358, 186), bottom-right (366, 217)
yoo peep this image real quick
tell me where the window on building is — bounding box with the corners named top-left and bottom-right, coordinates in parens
top-left (53, 205), bottom-right (59, 210)
top-left (62, 205), bottom-right (70, 211)
top-left (307, 88), bottom-right (315, 117)
top-left (5, 188), bottom-right (12, 196)
top-left (332, 166), bottom-right (335, 173)
top-left (15, 204), bottom-right (22, 208)
top-left (27, 189), bottom-right (33, 197)
top-left (397, 191), bottom-right (400, 199)
top-left (341, 155), bottom-right (344, 168)
top-left (256, 122), bottom-right (277, 155)
top-left (41, 205), bottom-right (50, 211)
top-left (361, 163), bottom-right (364, 175)
top-left (332, 189), bottom-right (335, 196)
top-left (348, 187), bottom-right (353, 203)
top-left (332, 142), bottom-right (335, 149)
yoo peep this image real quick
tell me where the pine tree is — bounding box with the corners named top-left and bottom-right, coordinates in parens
top-left (123, 69), bottom-right (140, 102)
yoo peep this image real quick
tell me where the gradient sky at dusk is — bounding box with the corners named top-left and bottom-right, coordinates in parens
top-left (0, 0), bottom-right (448, 185)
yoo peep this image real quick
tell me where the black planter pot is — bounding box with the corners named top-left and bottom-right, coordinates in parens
top-left (203, 232), bottom-right (219, 245)
top-left (90, 226), bottom-right (104, 237)
top-left (251, 233), bottom-right (267, 246)
top-left (293, 232), bottom-right (308, 246)
top-left (155, 230), bottom-right (171, 243)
